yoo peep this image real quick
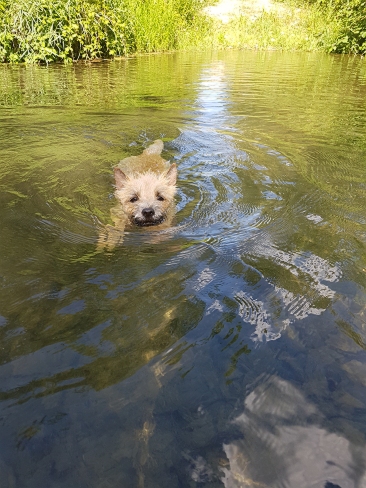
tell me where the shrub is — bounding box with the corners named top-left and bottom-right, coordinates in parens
top-left (326, 0), bottom-right (366, 54)
top-left (285, 0), bottom-right (366, 54)
top-left (0, 0), bottom-right (210, 63)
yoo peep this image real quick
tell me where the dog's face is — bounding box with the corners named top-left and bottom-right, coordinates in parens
top-left (114, 164), bottom-right (177, 227)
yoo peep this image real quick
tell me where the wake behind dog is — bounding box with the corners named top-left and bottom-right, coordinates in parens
top-left (98, 140), bottom-right (177, 249)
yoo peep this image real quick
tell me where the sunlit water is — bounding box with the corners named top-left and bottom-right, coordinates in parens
top-left (1, 51), bottom-right (366, 487)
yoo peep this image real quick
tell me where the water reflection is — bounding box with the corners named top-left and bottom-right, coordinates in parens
top-left (0, 52), bottom-right (366, 487)
top-left (223, 376), bottom-right (366, 487)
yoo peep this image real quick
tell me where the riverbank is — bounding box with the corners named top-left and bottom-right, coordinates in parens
top-left (0, 0), bottom-right (210, 63)
top-left (0, 0), bottom-right (365, 63)
top-left (205, 0), bottom-right (366, 54)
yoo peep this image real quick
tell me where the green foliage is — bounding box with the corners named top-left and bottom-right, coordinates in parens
top-left (282, 0), bottom-right (366, 54)
top-left (0, 0), bottom-right (364, 61)
top-left (324, 0), bottom-right (366, 54)
top-left (203, 2), bottom-right (336, 52)
top-left (204, 0), bottom-right (366, 55)
top-left (0, 0), bottom-right (210, 63)
top-left (0, 0), bottom-right (130, 62)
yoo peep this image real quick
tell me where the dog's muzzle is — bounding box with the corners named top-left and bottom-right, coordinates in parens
top-left (133, 208), bottom-right (165, 227)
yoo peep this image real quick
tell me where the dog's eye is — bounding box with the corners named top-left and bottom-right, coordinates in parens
top-left (156, 194), bottom-right (165, 201)
top-left (130, 196), bottom-right (138, 203)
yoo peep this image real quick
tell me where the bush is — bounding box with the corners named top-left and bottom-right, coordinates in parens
top-left (0, 0), bottom-right (210, 63)
top-left (285, 0), bottom-right (366, 54)
top-left (326, 0), bottom-right (366, 54)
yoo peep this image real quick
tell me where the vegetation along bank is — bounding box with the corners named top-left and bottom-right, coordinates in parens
top-left (0, 0), bottom-right (365, 63)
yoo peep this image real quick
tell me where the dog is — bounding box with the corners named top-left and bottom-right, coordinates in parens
top-left (98, 140), bottom-right (177, 249)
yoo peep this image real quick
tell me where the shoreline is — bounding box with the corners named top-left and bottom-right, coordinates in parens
top-left (0, 0), bottom-right (365, 64)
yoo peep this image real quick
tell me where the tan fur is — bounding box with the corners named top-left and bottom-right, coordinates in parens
top-left (98, 140), bottom-right (177, 250)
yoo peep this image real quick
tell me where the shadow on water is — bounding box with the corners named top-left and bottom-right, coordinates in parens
top-left (1, 52), bottom-right (366, 487)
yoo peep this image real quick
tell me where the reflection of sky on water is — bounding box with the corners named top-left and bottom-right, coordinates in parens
top-left (175, 55), bottom-right (366, 487)
top-left (196, 61), bottom-right (228, 116)
top-left (221, 376), bottom-right (366, 487)
top-left (193, 60), bottom-right (240, 135)
top-left (186, 58), bottom-right (343, 343)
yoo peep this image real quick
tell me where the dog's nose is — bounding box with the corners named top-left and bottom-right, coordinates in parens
top-left (142, 207), bottom-right (155, 218)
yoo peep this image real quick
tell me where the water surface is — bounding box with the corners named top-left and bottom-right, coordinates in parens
top-left (1, 51), bottom-right (366, 487)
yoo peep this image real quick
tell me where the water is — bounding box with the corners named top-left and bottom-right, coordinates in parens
top-left (1, 51), bottom-right (366, 487)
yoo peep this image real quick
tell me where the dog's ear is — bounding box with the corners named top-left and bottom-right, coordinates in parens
top-left (165, 163), bottom-right (177, 185)
top-left (114, 167), bottom-right (129, 189)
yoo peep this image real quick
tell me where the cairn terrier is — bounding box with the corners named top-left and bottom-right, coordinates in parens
top-left (98, 140), bottom-right (177, 249)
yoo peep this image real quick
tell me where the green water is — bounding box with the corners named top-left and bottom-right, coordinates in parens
top-left (1, 51), bottom-right (366, 487)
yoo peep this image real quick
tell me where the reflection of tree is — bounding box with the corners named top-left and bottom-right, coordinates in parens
top-left (0, 258), bottom-right (205, 403)
top-left (0, 166), bottom-right (207, 402)
top-left (0, 54), bottom-right (206, 109)
top-left (0, 50), bottom-right (210, 404)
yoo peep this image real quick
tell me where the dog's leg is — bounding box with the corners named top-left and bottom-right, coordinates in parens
top-left (97, 224), bottom-right (124, 251)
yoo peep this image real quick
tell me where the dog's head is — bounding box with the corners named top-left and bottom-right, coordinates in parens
top-left (114, 164), bottom-right (177, 227)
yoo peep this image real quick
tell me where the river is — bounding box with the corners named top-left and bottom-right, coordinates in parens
top-left (1, 51), bottom-right (366, 487)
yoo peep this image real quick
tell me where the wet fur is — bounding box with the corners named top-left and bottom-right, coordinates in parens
top-left (98, 140), bottom-right (177, 249)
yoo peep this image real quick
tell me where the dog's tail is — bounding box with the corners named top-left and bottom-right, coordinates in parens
top-left (143, 139), bottom-right (164, 156)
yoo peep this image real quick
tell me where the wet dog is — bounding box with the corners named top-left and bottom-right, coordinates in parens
top-left (98, 140), bottom-right (177, 249)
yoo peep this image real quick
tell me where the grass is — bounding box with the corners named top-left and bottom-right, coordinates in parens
top-left (204, 0), bottom-right (366, 54)
top-left (200, 2), bottom-right (346, 53)
top-left (209, 10), bottom-right (326, 51)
